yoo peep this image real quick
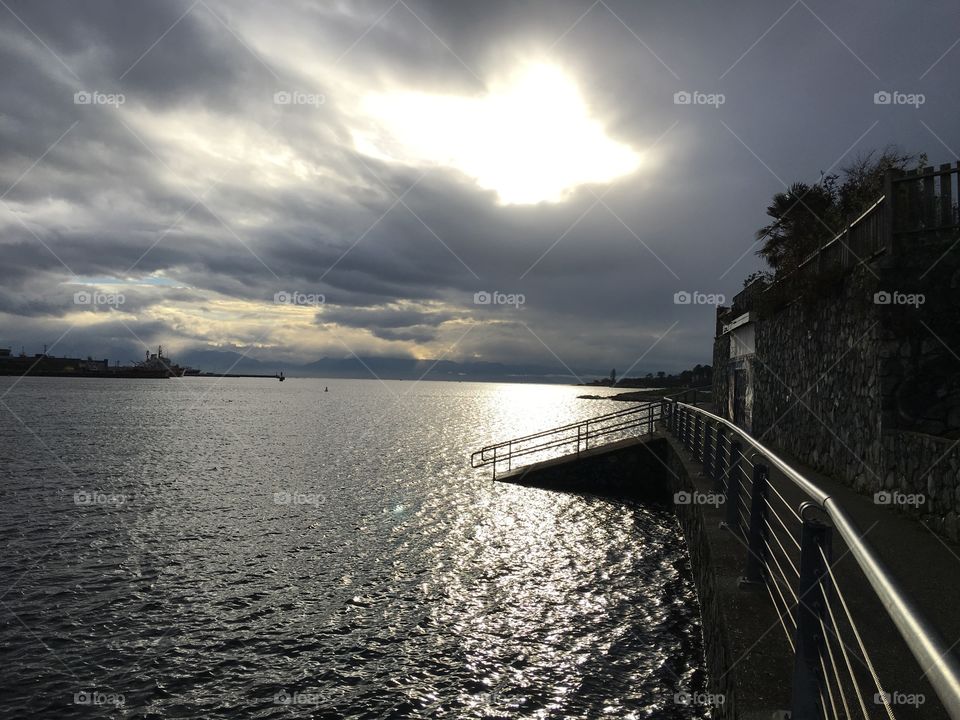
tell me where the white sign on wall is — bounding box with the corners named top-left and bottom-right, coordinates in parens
top-left (730, 324), bottom-right (755, 358)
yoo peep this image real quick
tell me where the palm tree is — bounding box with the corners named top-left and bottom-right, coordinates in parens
top-left (756, 181), bottom-right (838, 275)
top-left (755, 147), bottom-right (917, 277)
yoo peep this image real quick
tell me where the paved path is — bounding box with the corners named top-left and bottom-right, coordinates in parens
top-left (673, 415), bottom-right (960, 720)
top-left (760, 440), bottom-right (960, 719)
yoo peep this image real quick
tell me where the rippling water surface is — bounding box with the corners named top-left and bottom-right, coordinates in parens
top-left (0, 378), bottom-right (706, 719)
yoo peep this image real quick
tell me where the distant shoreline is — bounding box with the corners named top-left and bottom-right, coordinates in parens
top-left (577, 388), bottom-right (672, 402)
top-left (192, 373), bottom-right (280, 379)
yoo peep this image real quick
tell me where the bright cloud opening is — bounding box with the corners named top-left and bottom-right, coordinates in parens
top-left (354, 63), bottom-right (642, 204)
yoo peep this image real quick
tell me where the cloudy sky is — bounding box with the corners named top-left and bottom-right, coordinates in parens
top-left (1, 0), bottom-right (957, 375)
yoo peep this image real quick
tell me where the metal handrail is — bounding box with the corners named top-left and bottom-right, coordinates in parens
top-left (800, 195), bottom-right (887, 268)
top-left (676, 402), bottom-right (829, 505)
top-left (667, 399), bottom-right (960, 718)
top-left (663, 384), bottom-right (713, 405)
top-left (474, 401), bottom-right (655, 453)
top-left (757, 194), bottom-right (888, 298)
top-left (471, 401), bottom-right (660, 478)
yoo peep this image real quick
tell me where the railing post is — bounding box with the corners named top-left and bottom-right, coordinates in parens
top-left (712, 428), bottom-right (725, 493)
top-left (723, 441), bottom-right (743, 531)
top-left (882, 168), bottom-right (904, 258)
top-left (790, 508), bottom-right (832, 720)
top-left (703, 422), bottom-right (714, 477)
top-left (584, 420), bottom-right (589, 451)
top-left (693, 415), bottom-right (701, 459)
top-left (700, 417), bottom-right (709, 464)
top-left (741, 462), bottom-right (769, 585)
top-left (492, 445), bottom-right (497, 481)
top-left (508, 440), bottom-right (512, 472)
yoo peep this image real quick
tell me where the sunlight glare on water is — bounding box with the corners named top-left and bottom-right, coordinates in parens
top-left (0, 377), bottom-right (705, 719)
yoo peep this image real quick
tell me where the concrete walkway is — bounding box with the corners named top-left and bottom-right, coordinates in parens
top-left (671, 425), bottom-right (960, 720)
top-left (761, 440), bottom-right (960, 717)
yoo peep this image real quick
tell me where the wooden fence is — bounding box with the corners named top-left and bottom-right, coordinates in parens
top-left (794, 161), bottom-right (960, 277)
top-left (890, 162), bottom-right (960, 238)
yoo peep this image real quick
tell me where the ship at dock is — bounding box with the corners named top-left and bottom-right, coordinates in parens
top-left (132, 346), bottom-right (186, 377)
top-left (0, 345), bottom-right (187, 378)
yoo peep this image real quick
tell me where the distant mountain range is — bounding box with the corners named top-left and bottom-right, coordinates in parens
top-left (178, 349), bottom-right (608, 383)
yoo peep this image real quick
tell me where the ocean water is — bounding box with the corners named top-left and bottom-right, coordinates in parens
top-left (0, 377), bottom-right (707, 719)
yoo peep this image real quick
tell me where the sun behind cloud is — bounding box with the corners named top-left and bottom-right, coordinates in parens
top-left (353, 63), bottom-right (642, 204)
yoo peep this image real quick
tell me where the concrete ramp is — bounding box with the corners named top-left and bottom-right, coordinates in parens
top-left (495, 433), bottom-right (673, 504)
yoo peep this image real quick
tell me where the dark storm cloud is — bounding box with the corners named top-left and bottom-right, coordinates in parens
top-left (370, 326), bottom-right (443, 343)
top-left (1, 0), bottom-right (958, 371)
top-left (1, 0), bottom-right (273, 104)
top-left (319, 304), bottom-right (460, 329)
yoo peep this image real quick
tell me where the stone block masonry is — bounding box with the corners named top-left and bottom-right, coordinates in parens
top-left (714, 232), bottom-right (960, 539)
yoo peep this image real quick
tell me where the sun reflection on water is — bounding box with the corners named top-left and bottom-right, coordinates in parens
top-left (0, 378), bottom-right (703, 718)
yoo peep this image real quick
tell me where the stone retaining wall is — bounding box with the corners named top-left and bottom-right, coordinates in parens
top-left (713, 237), bottom-right (960, 539)
top-left (883, 429), bottom-right (960, 540)
top-left (750, 265), bottom-right (883, 496)
top-left (664, 440), bottom-right (739, 720)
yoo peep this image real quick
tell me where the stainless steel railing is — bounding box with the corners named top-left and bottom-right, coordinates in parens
top-left (470, 401), bottom-right (660, 479)
top-left (664, 398), bottom-right (960, 720)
